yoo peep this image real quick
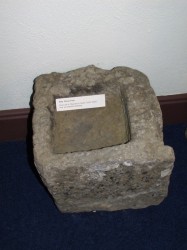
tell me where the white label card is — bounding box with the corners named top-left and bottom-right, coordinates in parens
top-left (56, 94), bottom-right (106, 111)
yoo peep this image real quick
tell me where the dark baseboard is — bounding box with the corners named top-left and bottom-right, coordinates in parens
top-left (157, 93), bottom-right (187, 126)
top-left (0, 108), bottom-right (30, 141)
top-left (0, 94), bottom-right (187, 142)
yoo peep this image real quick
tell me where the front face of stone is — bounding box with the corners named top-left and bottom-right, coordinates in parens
top-left (52, 157), bottom-right (173, 212)
top-left (32, 65), bottom-right (175, 213)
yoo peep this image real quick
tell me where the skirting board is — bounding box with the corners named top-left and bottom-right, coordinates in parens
top-left (0, 94), bottom-right (187, 141)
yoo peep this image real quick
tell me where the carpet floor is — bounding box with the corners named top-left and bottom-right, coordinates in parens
top-left (0, 124), bottom-right (187, 250)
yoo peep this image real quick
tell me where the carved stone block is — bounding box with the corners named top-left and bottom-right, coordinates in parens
top-left (33, 65), bottom-right (175, 213)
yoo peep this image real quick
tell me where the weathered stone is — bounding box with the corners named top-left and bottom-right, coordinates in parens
top-left (33, 65), bottom-right (175, 213)
top-left (53, 82), bottom-right (130, 153)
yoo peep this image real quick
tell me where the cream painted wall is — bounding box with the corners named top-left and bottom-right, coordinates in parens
top-left (0, 0), bottom-right (187, 110)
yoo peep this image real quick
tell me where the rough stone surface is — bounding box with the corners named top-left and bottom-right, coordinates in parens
top-left (53, 82), bottom-right (130, 153)
top-left (33, 65), bottom-right (175, 213)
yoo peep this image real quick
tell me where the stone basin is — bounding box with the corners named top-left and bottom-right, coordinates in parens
top-left (32, 65), bottom-right (175, 213)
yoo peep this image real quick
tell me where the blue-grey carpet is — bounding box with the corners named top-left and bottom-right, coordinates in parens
top-left (0, 124), bottom-right (187, 250)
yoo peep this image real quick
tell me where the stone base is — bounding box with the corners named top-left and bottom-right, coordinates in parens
top-left (33, 65), bottom-right (175, 213)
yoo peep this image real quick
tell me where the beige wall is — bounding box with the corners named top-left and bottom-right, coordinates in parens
top-left (0, 0), bottom-right (187, 110)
